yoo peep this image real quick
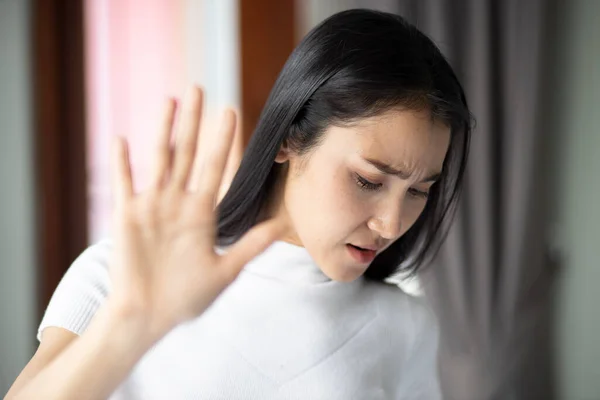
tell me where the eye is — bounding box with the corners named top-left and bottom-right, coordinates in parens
top-left (355, 174), bottom-right (382, 192)
top-left (408, 188), bottom-right (429, 199)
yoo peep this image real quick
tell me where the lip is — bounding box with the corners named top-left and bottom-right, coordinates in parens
top-left (346, 244), bottom-right (377, 264)
top-left (351, 244), bottom-right (379, 251)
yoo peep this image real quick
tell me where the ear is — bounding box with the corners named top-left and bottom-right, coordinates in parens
top-left (274, 140), bottom-right (291, 164)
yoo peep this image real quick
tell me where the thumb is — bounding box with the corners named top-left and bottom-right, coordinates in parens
top-left (221, 218), bottom-right (286, 279)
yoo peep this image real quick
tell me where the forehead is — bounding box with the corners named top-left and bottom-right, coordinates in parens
top-left (325, 109), bottom-right (451, 174)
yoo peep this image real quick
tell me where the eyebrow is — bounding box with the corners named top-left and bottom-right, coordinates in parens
top-left (363, 158), bottom-right (442, 183)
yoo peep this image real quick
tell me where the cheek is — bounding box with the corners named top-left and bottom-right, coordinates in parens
top-left (400, 198), bottom-right (428, 232)
top-left (288, 164), bottom-right (366, 234)
top-left (327, 167), bottom-right (372, 221)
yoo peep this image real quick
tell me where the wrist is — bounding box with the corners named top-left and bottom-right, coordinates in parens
top-left (98, 299), bottom-right (171, 354)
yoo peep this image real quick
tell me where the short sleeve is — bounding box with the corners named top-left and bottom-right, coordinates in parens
top-left (37, 239), bottom-right (114, 342)
top-left (398, 298), bottom-right (442, 399)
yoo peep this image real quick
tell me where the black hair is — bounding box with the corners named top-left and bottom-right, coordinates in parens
top-left (217, 9), bottom-right (472, 281)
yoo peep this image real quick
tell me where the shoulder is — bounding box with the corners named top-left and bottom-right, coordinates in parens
top-left (73, 238), bottom-right (114, 267)
top-left (55, 238), bottom-right (115, 288)
top-left (60, 238), bottom-right (115, 293)
top-left (366, 280), bottom-right (438, 347)
top-left (367, 281), bottom-right (441, 397)
top-left (37, 239), bottom-right (115, 341)
top-left (76, 238), bottom-right (114, 263)
top-left (369, 280), bottom-right (437, 327)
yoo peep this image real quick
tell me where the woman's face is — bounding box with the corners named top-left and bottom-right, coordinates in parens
top-left (271, 108), bottom-right (450, 282)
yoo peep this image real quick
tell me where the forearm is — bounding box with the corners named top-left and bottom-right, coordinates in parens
top-left (9, 302), bottom-right (163, 400)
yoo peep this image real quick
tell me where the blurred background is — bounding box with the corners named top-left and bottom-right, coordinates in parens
top-left (0, 0), bottom-right (598, 398)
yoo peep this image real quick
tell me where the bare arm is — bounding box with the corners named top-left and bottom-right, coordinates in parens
top-left (5, 329), bottom-right (77, 398)
top-left (6, 302), bottom-right (162, 400)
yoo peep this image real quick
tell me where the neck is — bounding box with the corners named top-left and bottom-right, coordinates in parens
top-left (257, 164), bottom-right (303, 247)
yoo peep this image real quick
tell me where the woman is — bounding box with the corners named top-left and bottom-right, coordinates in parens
top-left (7, 9), bottom-right (471, 399)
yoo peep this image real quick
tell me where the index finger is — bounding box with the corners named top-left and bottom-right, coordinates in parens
top-left (194, 109), bottom-right (238, 213)
top-left (110, 135), bottom-right (134, 208)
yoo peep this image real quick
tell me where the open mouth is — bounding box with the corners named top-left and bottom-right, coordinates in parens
top-left (346, 244), bottom-right (377, 264)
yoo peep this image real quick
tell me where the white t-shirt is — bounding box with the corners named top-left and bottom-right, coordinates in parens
top-left (38, 239), bottom-right (441, 399)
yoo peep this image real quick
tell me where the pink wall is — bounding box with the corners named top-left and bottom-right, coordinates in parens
top-left (85, 0), bottom-right (188, 242)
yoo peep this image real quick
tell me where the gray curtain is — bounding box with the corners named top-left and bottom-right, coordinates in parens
top-left (309, 1), bottom-right (558, 398)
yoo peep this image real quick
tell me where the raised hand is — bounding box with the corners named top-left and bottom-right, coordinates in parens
top-left (108, 86), bottom-right (283, 338)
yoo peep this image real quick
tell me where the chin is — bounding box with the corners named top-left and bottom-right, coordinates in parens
top-left (322, 265), bottom-right (365, 283)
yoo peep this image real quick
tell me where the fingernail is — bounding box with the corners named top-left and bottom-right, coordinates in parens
top-left (191, 85), bottom-right (203, 99)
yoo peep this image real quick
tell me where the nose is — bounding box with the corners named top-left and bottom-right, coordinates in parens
top-left (367, 200), bottom-right (403, 240)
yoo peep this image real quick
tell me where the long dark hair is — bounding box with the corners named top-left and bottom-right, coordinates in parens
top-left (217, 9), bottom-right (472, 281)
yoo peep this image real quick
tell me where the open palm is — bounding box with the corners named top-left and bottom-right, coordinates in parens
top-left (108, 87), bottom-right (283, 336)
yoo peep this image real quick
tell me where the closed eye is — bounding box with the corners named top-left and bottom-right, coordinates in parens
top-left (408, 188), bottom-right (429, 199)
top-left (355, 174), bottom-right (382, 191)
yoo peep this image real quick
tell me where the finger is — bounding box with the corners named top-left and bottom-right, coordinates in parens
top-left (220, 218), bottom-right (286, 280)
top-left (216, 119), bottom-right (244, 203)
top-left (195, 109), bottom-right (237, 213)
top-left (170, 86), bottom-right (204, 190)
top-left (111, 135), bottom-right (134, 208)
top-left (150, 98), bottom-right (177, 189)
